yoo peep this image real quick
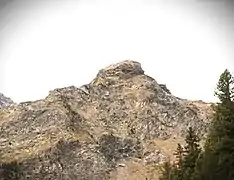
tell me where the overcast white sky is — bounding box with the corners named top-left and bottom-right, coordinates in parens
top-left (0, 0), bottom-right (233, 103)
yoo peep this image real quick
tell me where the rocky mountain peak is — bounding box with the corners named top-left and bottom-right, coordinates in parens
top-left (0, 61), bottom-right (213, 180)
top-left (96, 60), bottom-right (144, 80)
top-left (0, 93), bottom-right (13, 107)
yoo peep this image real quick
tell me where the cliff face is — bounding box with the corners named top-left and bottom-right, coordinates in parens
top-left (0, 60), bottom-right (213, 180)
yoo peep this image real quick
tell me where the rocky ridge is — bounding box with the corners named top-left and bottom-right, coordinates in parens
top-left (0, 93), bottom-right (13, 107)
top-left (0, 60), bottom-right (213, 180)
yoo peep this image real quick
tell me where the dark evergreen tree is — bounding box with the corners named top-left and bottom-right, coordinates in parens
top-left (181, 127), bottom-right (201, 180)
top-left (172, 143), bottom-right (184, 180)
top-left (196, 69), bottom-right (234, 180)
top-left (215, 69), bottom-right (234, 103)
top-left (174, 143), bottom-right (184, 168)
top-left (159, 128), bottom-right (201, 180)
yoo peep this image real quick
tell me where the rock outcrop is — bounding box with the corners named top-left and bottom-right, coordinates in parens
top-left (0, 60), bottom-right (213, 180)
top-left (0, 93), bottom-right (13, 107)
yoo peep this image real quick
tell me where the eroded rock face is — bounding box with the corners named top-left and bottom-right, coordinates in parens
top-left (0, 60), bottom-right (213, 180)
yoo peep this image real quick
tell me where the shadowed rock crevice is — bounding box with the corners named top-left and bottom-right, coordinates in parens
top-left (99, 134), bottom-right (143, 165)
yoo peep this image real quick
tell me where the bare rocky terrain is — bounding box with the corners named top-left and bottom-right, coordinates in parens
top-left (0, 93), bottom-right (13, 107)
top-left (0, 60), bottom-right (213, 179)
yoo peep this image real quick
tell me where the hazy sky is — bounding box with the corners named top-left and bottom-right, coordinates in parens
top-left (0, 0), bottom-right (233, 103)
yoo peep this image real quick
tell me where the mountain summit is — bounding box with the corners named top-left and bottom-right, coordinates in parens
top-left (0, 60), bottom-right (212, 179)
